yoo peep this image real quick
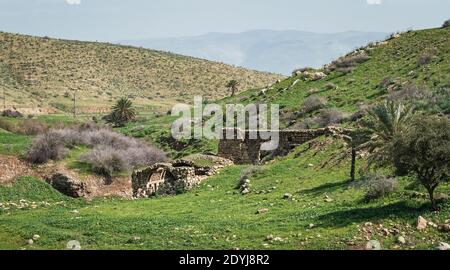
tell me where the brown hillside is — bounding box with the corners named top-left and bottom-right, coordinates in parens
top-left (0, 32), bottom-right (283, 113)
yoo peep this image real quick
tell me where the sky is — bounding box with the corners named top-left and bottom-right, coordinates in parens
top-left (0, 0), bottom-right (449, 42)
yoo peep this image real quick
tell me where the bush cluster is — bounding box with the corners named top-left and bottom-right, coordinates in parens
top-left (360, 172), bottom-right (398, 201)
top-left (26, 123), bottom-right (167, 176)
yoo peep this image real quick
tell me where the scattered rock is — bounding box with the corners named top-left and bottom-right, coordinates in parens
top-left (365, 240), bottom-right (382, 250)
top-left (436, 242), bottom-right (450, 251)
top-left (242, 188), bottom-right (250, 195)
top-left (417, 216), bottom-right (428, 230)
top-left (265, 235), bottom-right (274, 241)
top-left (26, 239), bottom-right (34, 245)
top-left (324, 195), bottom-right (334, 203)
top-left (32, 235), bottom-right (40, 241)
top-left (66, 240), bottom-right (81, 250)
top-left (309, 224), bottom-right (315, 229)
top-left (283, 193), bottom-right (292, 200)
top-left (256, 208), bottom-right (269, 214)
top-left (397, 236), bottom-right (406, 245)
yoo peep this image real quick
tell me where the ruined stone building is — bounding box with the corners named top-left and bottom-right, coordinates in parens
top-left (131, 160), bottom-right (214, 198)
top-left (218, 127), bottom-right (347, 164)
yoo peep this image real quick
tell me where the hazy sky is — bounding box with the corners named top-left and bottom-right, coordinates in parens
top-left (0, 0), bottom-right (448, 41)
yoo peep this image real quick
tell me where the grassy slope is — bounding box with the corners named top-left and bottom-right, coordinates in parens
top-left (224, 27), bottom-right (450, 127)
top-left (0, 140), bottom-right (448, 250)
top-left (0, 28), bottom-right (449, 250)
top-left (0, 32), bottom-right (283, 113)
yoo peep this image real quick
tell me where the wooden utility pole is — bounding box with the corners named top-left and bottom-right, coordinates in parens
top-left (2, 87), bottom-right (5, 110)
top-left (73, 89), bottom-right (77, 118)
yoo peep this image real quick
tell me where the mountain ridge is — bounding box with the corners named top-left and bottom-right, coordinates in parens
top-left (120, 30), bottom-right (388, 75)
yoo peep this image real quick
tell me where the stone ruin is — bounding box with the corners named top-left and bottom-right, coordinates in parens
top-left (218, 126), bottom-right (348, 164)
top-left (131, 160), bottom-right (215, 198)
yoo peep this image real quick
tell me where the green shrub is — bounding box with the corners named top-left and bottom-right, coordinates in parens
top-left (391, 116), bottom-right (450, 208)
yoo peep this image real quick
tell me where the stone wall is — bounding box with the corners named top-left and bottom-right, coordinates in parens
top-left (218, 127), bottom-right (346, 164)
top-left (131, 160), bottom-right (213, 198)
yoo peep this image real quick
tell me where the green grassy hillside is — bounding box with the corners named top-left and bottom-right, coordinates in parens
top-left (0, 139), bottom-right (448, 250)
top-left (224, 27), bottom-right (449, 128)
top-left (0, 27), bottom-right (449, 250)
top-left (0, 32), bottom-right (283, 113)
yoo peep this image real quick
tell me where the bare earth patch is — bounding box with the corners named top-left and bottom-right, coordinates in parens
top-left (0, 154), bottom-right (132, 199)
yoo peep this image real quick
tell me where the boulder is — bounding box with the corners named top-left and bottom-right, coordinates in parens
top-left (436, 242), bottom-right (450, 251)
top-left (397, 236), bottom-right (406, 245)
top-left (256, 208), bottom-right (269, 214)
top-left (416, 216), bottom-right (428, 230)
top-left (46, 174), bottom-right (89, 198)
top-left (365, 240), bottom-right (382, 250)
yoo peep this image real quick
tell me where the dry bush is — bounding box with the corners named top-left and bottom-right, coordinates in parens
top-left (324, 83), bottom-right (338, 90)
top-left (26, 124), bottom-right (167, 175)
top-left (442, 19), bottom-right (450, 28)
top-left (327, 53), bottom-right (370, 74)
top-left (300, 96), bottom-right (328, 114)
top-left (20, 120), bottom-right (49, 135)
top-left (80, 146), bottom-right (129, 176)
top-left (361, 173), bottom-right (398, 201)
top-left (316, 109), bottom-right (346, 127)
top-left (1, 110), bottom-right (23, 118)
top-left (388, 84), bottom-right (431, 102)
top-left (26, 131), bottom-right (69, 164)
top-left (417, 52), bottom-right (434, 66)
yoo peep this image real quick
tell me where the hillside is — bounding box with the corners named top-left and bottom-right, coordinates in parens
top-left (219, 27), bottom-right (449, 129)
top-left (122, 30), bottom-right (387, 75)
top-left (0, 32), bottom-right (283, 113)
top-left (0, 27), bottom-right (449, 250)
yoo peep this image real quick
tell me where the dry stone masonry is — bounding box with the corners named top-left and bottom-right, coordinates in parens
top-left (218, 127), bottom-right (347, 164)
top-left (131, 160), bottom-right (215, 198)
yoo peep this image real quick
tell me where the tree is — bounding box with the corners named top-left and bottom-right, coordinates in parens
top-left (345, 129), bottom-right (371, 181)
top-left (391, 116), bottom-right (450, 209)
top-left (226, 80), bottom-right (240, 97)
top-left (364, 101), bottom-right (414, 169)
top-left (443, 19), bottom-right (450, 28)
top-left (105, 97), bottom-right (136, 127)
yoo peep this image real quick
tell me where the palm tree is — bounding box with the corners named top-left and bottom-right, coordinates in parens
top-left (106, 97), bottom-right (136, 127)
top-left (364, 101), bottom-right (414, 168)
top-left (226, 80), bottom-right (240, 97)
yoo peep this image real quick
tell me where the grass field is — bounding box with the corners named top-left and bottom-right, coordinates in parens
top-left (0, 138), bottom-right (448, 250)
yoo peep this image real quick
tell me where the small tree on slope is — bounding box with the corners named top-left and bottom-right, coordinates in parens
top-left (392, 116), bottom-right (450, 209)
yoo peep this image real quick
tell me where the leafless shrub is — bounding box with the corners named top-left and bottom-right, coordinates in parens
top-left (0, 119), bottom-right (15, 132)
top-left (80, 146), bottom-right (129, 176)
top-left (327, 53), bottom-right (370, 74)
top-left (21, 120), bottom-right (48, 135)
top-left (324, 83), bottom-right (338, 90)
top-left (361, 173), bottom-right (398, 201)
top-left (300, 96), bottom-right (328, 114)
top-left (417, 52), bottom-right (434, 66)
top-left (316, 109), bottom-right (346, 127)
top-left (26, 131), bottom-right (69, 164)
top-left (296, 118), bottom-right (317, 129)
top-left (388, 84), bottom-right (431, 102)
top-left (1, 110), bottom-right (23, 118)
top-left (26, 124), bottom-right (167, 175)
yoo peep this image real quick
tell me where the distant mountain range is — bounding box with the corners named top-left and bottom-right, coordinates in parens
top-left (120, 30), bottom-right (388, 75)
